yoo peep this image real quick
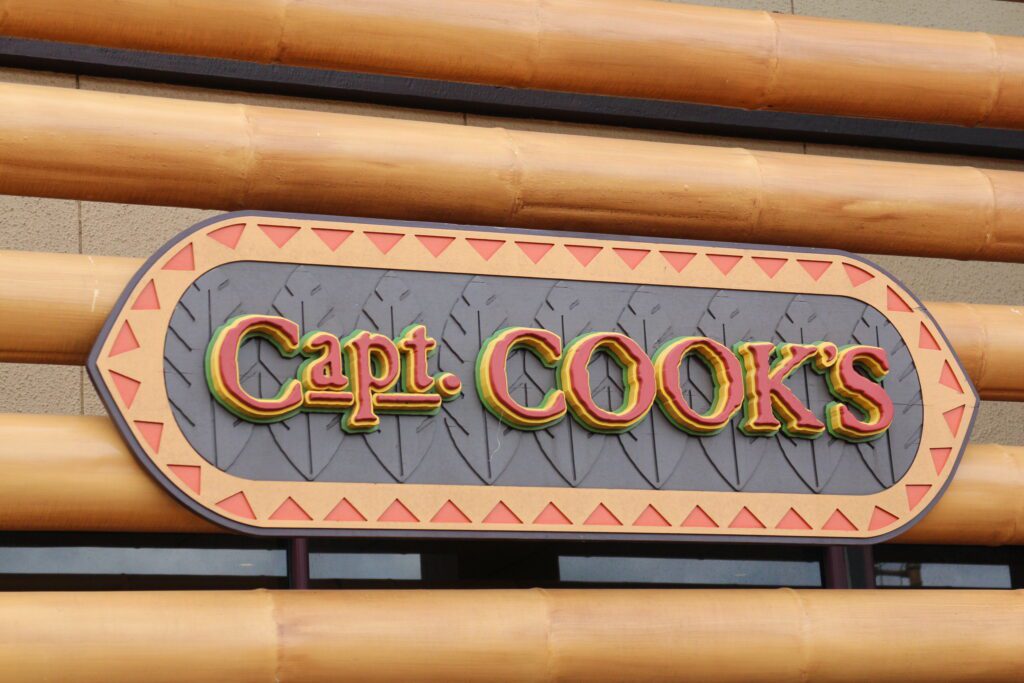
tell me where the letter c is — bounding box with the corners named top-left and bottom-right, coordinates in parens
top-left (476, 327), bottom-right (566, 430)
top-left (206, 314), bottom-right (303, 422)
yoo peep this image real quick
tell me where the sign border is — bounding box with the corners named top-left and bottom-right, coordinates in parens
top-left (87, 212), bottom-right (978, 543)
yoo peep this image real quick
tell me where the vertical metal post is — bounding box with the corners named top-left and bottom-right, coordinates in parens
top-left (287, 538), bottom-right (310, 589)
top-left (823, 546), bottom-right (851, 588)
top-left (846, 545), bottom-right (876, 589)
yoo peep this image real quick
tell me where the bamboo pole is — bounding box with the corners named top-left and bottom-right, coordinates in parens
top-left (3, 249), bottom-right (1021, 400)
top-left (927, 302), bottom-right (1024, 403)
top-left (0, 414), bottom-right (216, 533)
top-left (0, 251), bottom-right (138, 364)
top-left (1, 0), bottom-right (1023, 129)
top-left (1, 83), bottom-right (1024, 262)
top-left (900, 443), bottom-right (1024, 545)
top-left (0, 588), bottom-right (1022, 682)
top-left (0, 414), bottom-right (1019, 544)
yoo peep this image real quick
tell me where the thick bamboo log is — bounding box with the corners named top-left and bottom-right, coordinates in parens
top-left (927, 302), bottom-right (1024, 403)
top-left (0, 414), bottom-right (1020, 544)
top-left (3, 249), bottom-right (1022, 400)
top-left (0, 414), bottom-right (215, 533)
top-left (900, 443), bottom-right (1024, 545)
top-left (1, 83), bottom-right (1024, 262)
top-left (2, 0), bottom-right (1024, 130)
top-left (0, 251), bottom-right (139, 364)
top-left (0, 588), bottom-right (1022, 682)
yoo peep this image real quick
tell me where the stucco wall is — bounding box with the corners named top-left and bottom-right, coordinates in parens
top-left (1, 0), bottom-right (1023, 445)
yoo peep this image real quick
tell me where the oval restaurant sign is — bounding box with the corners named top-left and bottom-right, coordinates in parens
top-left (89, 213), bottom-right (977, 542)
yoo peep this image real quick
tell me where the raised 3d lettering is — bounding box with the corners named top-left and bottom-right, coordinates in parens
top-left (476, 327), bottom-right (567, 430)
top-left (207, 318), bottom-right (461, 433)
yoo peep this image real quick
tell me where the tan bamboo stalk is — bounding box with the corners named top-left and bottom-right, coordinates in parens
top-left (1, 0), bottom-right (1023, 129)
top-left (0, 413), bottom-right (1019, 544)
top-left (3, 249), bottom-right (1021, 400)
top-left (1, 588), bottom-right (1022, 682)
top-left (1, 83), bottom-right (1024, 262)
top-left (0, 414), bottom-right (215, 533)
top-left (927, 302), bottom-right (1024, 402)
top-left (0, 250), bottom-right (139, 364)
top-left (899, 443), bottom-right (1024, 545)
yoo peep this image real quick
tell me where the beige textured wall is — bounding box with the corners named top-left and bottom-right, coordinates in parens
top-left (1, 0), bottom-right (1023, 446)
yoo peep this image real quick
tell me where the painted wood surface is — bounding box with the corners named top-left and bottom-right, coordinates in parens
top-left (0, 0), bottom-right (1023, 128)
top-left (0, 588), bottom-right (1022, 681)
top-left (1, 83), bottom-right (1023, 261)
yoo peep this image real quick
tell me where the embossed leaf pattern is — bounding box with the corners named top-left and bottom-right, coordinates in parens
top-left (164, 275), bottom-right (255, 470)
top-left (614, 287), bottom-right (682, 487)
top-left (439, 278), bottom-right (524, 483)
top-left (165, 261), bottom-right (923, 496)
top-left (357, 272), bottom-right (436, 482)
top-left (532, 282), bottom-right (610, 486)
top-left (775, 296), bottom-right (848, 492)
top-left (695, 291), bottom-right (772, 490)
top-left (851, 306), bottom-right (923, 487)
top-left (265, 267), bottom-right (345, 480)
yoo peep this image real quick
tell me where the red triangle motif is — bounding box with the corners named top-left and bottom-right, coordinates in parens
top-left (162, 243), bottom-right (194, 271)
top-left (134, 420), bottom-right (163, 452)
top-left (208, 223), bottom-right (245, 249)
top-left (217, 492), bottom-right (256, 519)
top-left (823, 509), bottom-right (857, 531)
top-left (906, 484), bottom-right (931, 510)
top-left (707, 253), bottom-right (742, 275)
top-left (325, 498), bottom-right (366, 522)
top-left (943, 405), bottom-right (966, 436)
top-left (258, 224), bottom-right (300, 248)
top-left (533, 502), bottom-right (572, 525)
top-left (416, 235), bottom-right (455, 257)
top-left (312, 228), bottom-right (353, 251)
top-left (516, 241), bottom-right (554, 264)
top-left (378, 499), bottom-right (418, 522)
top-left (430, 500), bottom-right (471, 523)
top-left (466, 238), bottom-right (504, 260)
top-left (483, 501), bottom-right (523, 524)
top-left (109, 371), bottom-right (141, 408)
top-left (939, 361), bottom-right (963, 393)
top-left (109, 321), bottom-right (140, 357)
top-left (660, 251), bottom-right (695, 272)
top-left (729, 507), bottom-right (765, 529)
top-left (168, 464), bottom-right (201, 494)
top-left (565, 244), bottom-right (602, 266)
top-left (270, 497), bottom-right (312, 521)
top-left (366, 232), bottom-right (404, 254)
top-left (613, 248), bottom-right (650, 270)
top-left (930, 447), bottom-right (952, 474)
top-left (797, 259), bottom-right (831, 281)
top-left (842, 263), bottom-right (875, 287)
top-left (868, 507), bottom-right (899, 531)
top-left (886, 287), bottom-right (913, 313)
top-left (633, 504), bottom-right (671, 527)
top-left (776, 508), bottom-right (812, 530)
top-left (583, 503), bottom-right (622, 526)
top-left (132, 280), bottom-right (161, 311)
top-left (681, 506), bottom-right (718, 528)
top-left (918, 323), bottom-right (941, 350)
top-left (752, 257), bottom-right (787, 278)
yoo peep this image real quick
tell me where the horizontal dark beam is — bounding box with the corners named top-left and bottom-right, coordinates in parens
top-left (2, 37), bottom-right (1024, 160)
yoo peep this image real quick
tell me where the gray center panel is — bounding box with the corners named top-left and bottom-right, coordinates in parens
top-left (164, 262), bottom-right (923, 495)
